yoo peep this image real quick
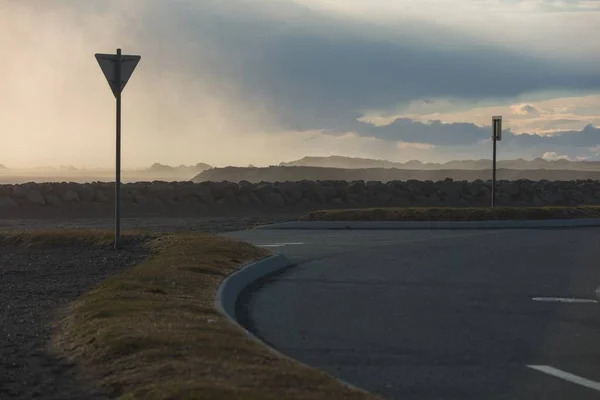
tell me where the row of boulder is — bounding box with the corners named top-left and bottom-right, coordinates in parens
top-left (2, 179), bottom-right (600, 209)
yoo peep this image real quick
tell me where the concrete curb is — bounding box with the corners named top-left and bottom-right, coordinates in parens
top-left (255, 218), bottom-right (600, 230)
top-left (215, 254), bottom-right (291, 321)
top-left (215, 253), bottom-right (374, 397)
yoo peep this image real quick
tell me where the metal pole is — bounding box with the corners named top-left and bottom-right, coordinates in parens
top-left (492, 134), bottom-right (496, 208)
top-left (115, 48), bottom-right (122, 250)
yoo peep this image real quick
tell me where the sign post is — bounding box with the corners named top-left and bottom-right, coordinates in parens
top-left (491, 116), bottom-right (502, 208)
top-left (95, 49), bottom-right (141, 249)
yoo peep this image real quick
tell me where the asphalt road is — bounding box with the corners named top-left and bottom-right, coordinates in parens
top-left (225, 228), bottom-right (600, 400)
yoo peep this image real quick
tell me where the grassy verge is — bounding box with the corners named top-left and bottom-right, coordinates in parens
top-left (300, 206), bottom-right (600, 222)
top-left (3, 230), bottom-right (377, 400)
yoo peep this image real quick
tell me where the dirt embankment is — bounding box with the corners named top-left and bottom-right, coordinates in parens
top-left (1, 179), bottom-right (600, 221)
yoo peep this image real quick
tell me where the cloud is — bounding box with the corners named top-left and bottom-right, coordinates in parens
top-left (2, 0), bottom-right (600, 168)
top-left (542, 152), bottom-right (571, 161)
top-left (77, 0), bottom-right (600, 135)
top-left (383, 94), bottom-right (600, 136)
top-left (505, 124), bottom-right (600, 147)
top-left (291, 0), bottom-right (600, 65)
top-left (329, 117), bottom-right (600, 149)
top-left (232, 25), bottom-right (600, 133)
top-left (344, 119), bottom-right (487, 146)
top-left (511, 104), bottom-right (541, 116)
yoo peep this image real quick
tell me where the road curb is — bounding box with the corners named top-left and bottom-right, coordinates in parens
top-left (215, 253), bottom-right (374, 397)
top-left (255, 218), bottom-right (600, 230)
top-left (215, 254), bottom-right (291, 321)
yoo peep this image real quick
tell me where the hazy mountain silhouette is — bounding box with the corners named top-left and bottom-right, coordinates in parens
top-left (194, 166), bottom-right (600, 183)
top-left (0, 162), bottom-right (213, 184)
top-left (279, 155), bottom-right (600, 171)
top-left (145, 162), bottom-right (212, 175)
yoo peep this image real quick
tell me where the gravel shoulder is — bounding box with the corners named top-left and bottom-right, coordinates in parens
top-left (0, 213), bottom-right (298, 400)
top-left (0, 239), bottom-right (150, 400)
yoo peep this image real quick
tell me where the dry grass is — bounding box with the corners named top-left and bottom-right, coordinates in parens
top-left (300, 206), bottom-right (600, 222)
top-left (2, 230), bottom-right (378, 400)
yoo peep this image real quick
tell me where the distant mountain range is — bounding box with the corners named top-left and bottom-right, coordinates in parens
top-left (4, 156), bottom-right (600, 184)
top-left (279, 156), bottom-right (600, 171)
top-left (0, 162), bottom-right (213, 174)
top-left (194, 166), bottom-right (600, 183)
top-left (145, 162), bottom-right (213, 176)
top-left (0, 162), bottom-right (214, 184)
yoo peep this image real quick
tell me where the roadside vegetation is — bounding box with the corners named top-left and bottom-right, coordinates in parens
top-left (300, 206), bottom-right (600, 222)
top-left (1, 230), bottom-right (377, 400)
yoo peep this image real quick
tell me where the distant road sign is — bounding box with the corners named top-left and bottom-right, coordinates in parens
top-left (492, 116), bottom-right (502, 141)
top-left (95, 53), bottom-right (140, 98)
top-left (491, 115), bottom-right (503, 207)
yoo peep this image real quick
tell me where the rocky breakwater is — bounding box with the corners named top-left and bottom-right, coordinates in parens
top-left (1, 179), bottom-right (600, 211)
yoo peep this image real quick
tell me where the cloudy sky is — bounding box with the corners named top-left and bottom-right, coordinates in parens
top-left (2, 0), bottom-right (600, 168)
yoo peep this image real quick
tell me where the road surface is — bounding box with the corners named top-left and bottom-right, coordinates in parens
top-left (225, 228), bottom-right (600, 400)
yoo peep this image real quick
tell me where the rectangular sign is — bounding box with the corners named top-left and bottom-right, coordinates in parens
top-left (492, 116), bottom-right (502, 141)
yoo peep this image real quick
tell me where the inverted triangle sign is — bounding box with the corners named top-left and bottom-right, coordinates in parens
top-left (95, 53), bottom-right (141, 98)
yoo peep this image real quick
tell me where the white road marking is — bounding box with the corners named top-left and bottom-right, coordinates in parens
top-left (527, 365), bottom-right (600, 392)
top-left (532, 297), bottom-right (598, 304)
top-left (256, 242), bottom-right (305, 248)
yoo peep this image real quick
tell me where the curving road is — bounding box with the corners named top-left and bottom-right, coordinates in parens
top-left (225, 227), bottom-right (600, 400)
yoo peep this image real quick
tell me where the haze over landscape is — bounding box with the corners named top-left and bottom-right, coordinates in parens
top-left (7, 4), bottom-right (600, 400)
top-left (3, 0), bottom-right (600, 172)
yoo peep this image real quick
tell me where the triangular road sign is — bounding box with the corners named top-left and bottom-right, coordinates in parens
top-left (95, 53), bottom-right (141, 98)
